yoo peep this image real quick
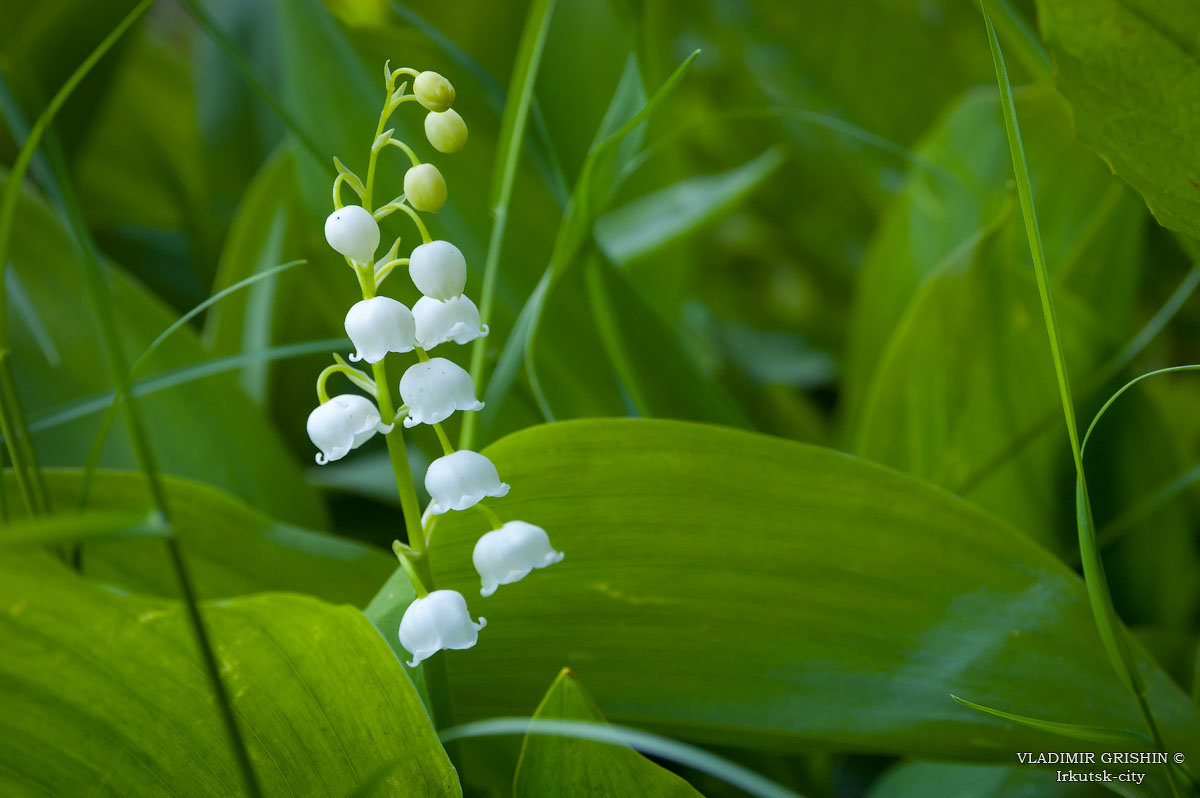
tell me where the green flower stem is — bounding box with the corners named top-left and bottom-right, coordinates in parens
top-left (374, 258), bottom-right (409, 287)
top-left (432, 423), bottom-right (454, 455)
top-left (385, 138), bottom-right (422, 167)
top-left (356, 68), bottom-right (457, 735)
top-left (352, 263), bottom-right (429, 580)
top-left (475, 502), bottom-right (502, 529)
top-left (393, 541), bottom-right (428, 597)
top-left (392, 201), bottom-right (433, 243)
top-left (315, 363), bottom-right (374, 403)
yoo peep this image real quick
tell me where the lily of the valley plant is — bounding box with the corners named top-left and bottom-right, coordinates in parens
top-left (305, 63), bottom-right (563, 671)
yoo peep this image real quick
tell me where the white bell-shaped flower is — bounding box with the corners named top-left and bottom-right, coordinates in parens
top-left (324, 205), bottom-right (380, 264)
top-left (398, 589), bottom-right (486, 667)
top-left (425, 450), bottom-right (509, 514)
top-left (413, 295), bottom-right (488, 348)
top-left (306, 394), bottom-right (392, 465)
top-left (345, 297), bottom-right (416, 363)
top-left (473, 521), bottom-right (564, 597)
top-left (399, 358), bottom-right (483, 427)
top-left (409, 240), bottom-right (467, 300)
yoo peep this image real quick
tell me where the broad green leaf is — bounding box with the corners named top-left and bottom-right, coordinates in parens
top-left (844, 87), bottom-right (1169, 548)
top-left (0, 507), bottom-right (162, 546)
top-left (594, 147), bottom-right (786, 266)
top-left (365, 565), bottom-right (426, 708)
top-left (1035, 0), bottom-right (1200, 238)
top-left (203, 146), bottom-right (295, 402)
top-left (0, 553), bottom-right (459, 796)
top-left (6, 469), bottom-right (392, 605)
top-left (366, 419), bottom-right (1199, 783)
top-left (5, 172), bottom-right (327, 527)
top-left (482, 51), bottom-right (699, 431)
top-left (73, 32), bottom-right (216, 309)
top-left (514, 669), bottom-right (704, 797)
top-left (585, 254), bottom-right (747, 427)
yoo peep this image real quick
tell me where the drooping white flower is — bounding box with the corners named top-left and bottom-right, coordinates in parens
top-left (409, 240), bottom-right (467, 300)
top-left (413, 71), bottom-right (455, 112)
top-left (413, 295), bottom-right (488, 348)
top-left (324, 205), bottom-right (380, 264)
top-left (398, 589), bottom-right (485, 667)
top-left (473, 521), bottom-right (564, 597)
top-left (399, 358), bottom-right (483, 427)
top-left (345, 297), bottom-right (416, 363)
top-left (306, 394), bottom-right (392, 465)
top-left (404, 164), bottom-right (447, 213)
top-left (425, 109), bottom-right (468, 153)
top-left (425, 450), bottom-right (509, 514)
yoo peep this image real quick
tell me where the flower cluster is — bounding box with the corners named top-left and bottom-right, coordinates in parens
top-left (305, 64), bottom-right (562, 670)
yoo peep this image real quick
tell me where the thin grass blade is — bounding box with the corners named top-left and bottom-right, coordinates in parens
top-left (951, 695), bottom-right (1150, 746)
top-left (979, 4), bottom-right (1176, 790)
top-left (461, 0), bottom-right (558, 449)
top-left (439, 718), bottom-right (806, 798)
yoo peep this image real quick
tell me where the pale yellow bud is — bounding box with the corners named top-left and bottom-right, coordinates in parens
top-left (424, 109), bottom-right (468, 154)
top-left (414, 71), bottom-right (455, 112)
top-left (404, 163), bottom-right (447, 213)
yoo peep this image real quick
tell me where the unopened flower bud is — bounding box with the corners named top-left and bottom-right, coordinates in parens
top-left (307, 394), bottom-right (392, 465)
top-left (425, 109), bottom-right (468, 154)
top-left (473, 521), bottom-right (564, 597)
top-left (413, 295), bottom-right (488, 348)
top-left (409, 240), bottom-right (467, 300)
top-left (399, 357), bottom-right (483, 427)
top-left (425, 450), bottom-right (510, 514)
top-left (404, 163), bottom-right (447, 213)
top-left (324, 205), bottom-right (380, 264)
top-left (413, 71), bottom-right (455, 112)
top-left (345, 297), bottom-right (416, 364)
top-left (398, 589), bottom-right (485, 666)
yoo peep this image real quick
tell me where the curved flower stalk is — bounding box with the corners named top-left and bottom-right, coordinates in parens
top-left (300, 61), bottom-right (562, 693)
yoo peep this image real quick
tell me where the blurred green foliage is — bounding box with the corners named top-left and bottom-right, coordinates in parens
top-left (2, 0), bottom-right (1200, 795)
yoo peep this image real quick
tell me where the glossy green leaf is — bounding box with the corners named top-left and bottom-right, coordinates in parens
top-left (366, 419), bottom-right (1198, 782)
top-left (0, 553), bottom-right (459, 796)
top-left (514, 669), bottom-right (704, 797)
top-left (6, 469), bottom-right (392, 605)
top-left (594, 146), bottom-right (786, 266)
top-left (585, 254), bottom-right (747, 426)
top-left (482, 51), bottom-right (699, 429)
top-left (203, 147), bottom-right (296, 402)
top-left (4, 172), bottom-right (326, 527)
top-left (844, 86), bottom-right (1158, 547)
top-left (1035, 0), bottom-right (1200, 238)
top-left (0, 507), bottom-right (162, 546)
